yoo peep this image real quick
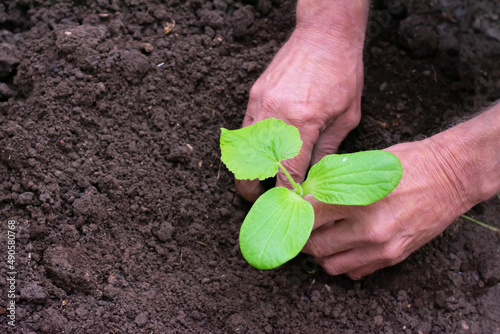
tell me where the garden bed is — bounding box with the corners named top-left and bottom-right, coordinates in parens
top-left (0, 0), bottom-right (499, 332)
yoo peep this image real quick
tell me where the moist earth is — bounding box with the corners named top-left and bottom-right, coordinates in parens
top-left (0, 0), bottom-right (499, 333)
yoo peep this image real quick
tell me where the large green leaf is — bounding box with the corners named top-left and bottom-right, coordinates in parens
top-left (239, 187), bottom-right (314, 269)
top-left (220, 118), bottom-right (302, 180)
top-left (301, 151), bottom-right (403, 205)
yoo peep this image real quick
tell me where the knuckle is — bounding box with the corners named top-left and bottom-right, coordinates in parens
top-left (329, 91), bottom-right (354, 113)
top-left (389, 252), bottom-right (407, 266)
top-left (380, 243), bottom-right (402, 261)
top-left (248, 84), bottom-right (262, 102)
top-left (304, 238), bottom-right (327, 258)
top-left (344, 111), bottom-right (361, 129)
top-left (243, 114), bottom-right (255, 126)
top-left (260, 94), bottom-right (280, 114)
top-left (365, 225), bottom-right (389, 244)
top-left (251, 86), bottom-right (328, 130)
top-left (337, 110), bottom-right (361, 131)
top-left (286, 109), bottom-right (324, 128)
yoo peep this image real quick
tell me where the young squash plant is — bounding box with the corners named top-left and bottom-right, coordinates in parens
top-left (220, 118), bottom-right (403, 270)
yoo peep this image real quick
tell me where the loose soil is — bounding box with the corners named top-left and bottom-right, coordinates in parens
top-left (1, 0), bottom-right (499, 333)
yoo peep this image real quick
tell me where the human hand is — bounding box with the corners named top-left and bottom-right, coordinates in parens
top-left (302, 139), bottom-right (475, 280)
top-left (236, 1), bottom-right (369, 202)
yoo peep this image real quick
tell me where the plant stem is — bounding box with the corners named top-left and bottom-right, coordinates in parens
top-left (278, 163), bottom-right (303, 196)
top-left (461, 214), bottom-right (500, 232)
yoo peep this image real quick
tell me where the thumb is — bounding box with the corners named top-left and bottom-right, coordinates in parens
top-left (310, 125), bottom-right (346, 165)
top-left (311, 109), bottom-right (361, 165)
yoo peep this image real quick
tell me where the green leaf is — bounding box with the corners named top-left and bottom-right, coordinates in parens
top-left (220, 118), bottom-right (302, 180)
top-left (239, 187), bottom-right (314, 269)
top-left (301, 151), bottom-right (403, 205)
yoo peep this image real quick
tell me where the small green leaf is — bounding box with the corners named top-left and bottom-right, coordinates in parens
top-left (302, 151), bottom-right (403, 205)
top-left (220, 118), bottom-right (302, 180)
top-left (240, 187), bottom-right (314, 269)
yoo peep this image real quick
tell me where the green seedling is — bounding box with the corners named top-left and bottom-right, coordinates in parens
top-left (459, 194), bottom-right (500, 232)
top-left (461, 214), bottom-right (500, 232)
top-left (220, 118), bottom-right (403, 269)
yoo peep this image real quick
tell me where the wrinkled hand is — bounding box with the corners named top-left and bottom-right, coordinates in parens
top-left (236, 27), bottom-right (365, 202)
top-left (302, 139), bottom-right (472, 279)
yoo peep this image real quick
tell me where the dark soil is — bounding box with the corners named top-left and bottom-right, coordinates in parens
top-left (1, 0), bottom-right (499, 333)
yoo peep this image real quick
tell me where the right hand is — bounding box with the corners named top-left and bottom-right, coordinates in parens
top-left (236, 22), bottom-right (367, 202)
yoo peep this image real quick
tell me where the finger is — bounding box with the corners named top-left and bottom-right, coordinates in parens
top-left (276, 128), bottom-right (318, 189)
top-left (310, 106), bottom-right (361, 165)
top-left (242, 85), bottom-right (270, 127)
top-left (318, 240), bottom-right (408, 277)
top-left (304, 195), bottom-right (347, 230)
top-left (302, 218), bottom-right (362, 257)
top-left (236, 99), bottom-right (265, 202)
top-left (346, 246), bottom-right (413, 280)
top-left (315, 246), bottom-right (381, 276)
top-left (235, 179), bottom-right (265, 203)
top-left (242, 112), bottom-right (257, 128)
top-left (345, 263), bottom-right (386, 280)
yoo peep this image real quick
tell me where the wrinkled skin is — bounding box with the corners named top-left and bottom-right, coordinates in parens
top-left (236, 0), bottom-right (500, 279)
top-left (236, 28), bottom-right (364, 202)
top-left (301, 106), bottom-right (500, 279)
top-left (302, 140), bottom-right (469, 279)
